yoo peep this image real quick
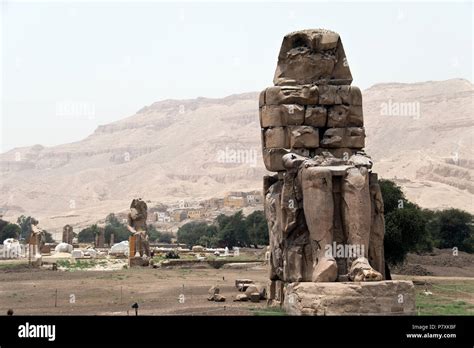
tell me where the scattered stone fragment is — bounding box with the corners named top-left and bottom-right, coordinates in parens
top-left (213, 294), bottom-right (226, 302)
top-left (208, 285), bottom-right (219, 295)
top-left (249, 292), bottom-right (261, 303)
top-left (233, 294), bottom-right (249, 302)
top-left (235, 279), bottom-right (254, 288)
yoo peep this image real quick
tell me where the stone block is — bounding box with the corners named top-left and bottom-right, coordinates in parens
top-left (129, 256), bottom-right (149, 267)
top-left (315, 147), bottom-right (356, 160)
top-left (283, 281), bottom-right (416, 316)
top-left (327, 105), bottom-right (350, 127)
top-left (235, 278), bottom-right (254, 288)
top-left (350, 86), bottom-right (363, 106)
top-left (213, 294), bottom-right (226, 302)
top-left (348, 105), bottom-right (363, 126)
top-left (244, 284), bottom-right (259, 296)
top-left (283, 104), bottom-right (305, 125)
top-left (249, 292), bottom-right (261, 303)
top-left (320, 127), bottom-right (365, 148)
top-left (319, 31), bottom-right (340, 50)
top-left (319, 85), bottom-right (338, 105)
top-left (304, 106), bottom-right (327, 127)
top-left (263, 148), bottom-right (290, 172)
top-left (260, 105), bottom-right (305, 127)
top-left (336, 85), bottom-right (351, 104)
top-left (234, 294), bottom-right (249, 302)
top-left (265, 86), bottom-right (318, 105)
top-left (264, 127), bottom-right (289, 149)
top-left (260, 106), bottom-right (285, 127)
top-left (259, 89), bottom-right (266, 108)
top-left (71, 250), bottom-right (84, 259)
top-left (289, 126), bottom-right (319, 148)
top-left (208, 285), bottom-right (219, 295)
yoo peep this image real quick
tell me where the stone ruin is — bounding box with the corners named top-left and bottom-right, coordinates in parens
top-left (62, 224), bottom-right (74, 245)
top-left (94, 227), bottom-right (105, 248)
top-left (126, 198), bottom-right (150, 267)
top-left (261, 29), bottom-right (415, 314)
top-left (28, 218), bottom-right (44, 266)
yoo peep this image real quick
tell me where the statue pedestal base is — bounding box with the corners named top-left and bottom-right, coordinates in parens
top-left (30, 256), bottom-right (42, 268)
top-left (129, 256), bottom-right (149, 268)
top-left (283, 280), bottom-right (416, 315)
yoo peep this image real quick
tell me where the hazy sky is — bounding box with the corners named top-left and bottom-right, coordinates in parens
top-left (1, 0), bottom-right (472, 152)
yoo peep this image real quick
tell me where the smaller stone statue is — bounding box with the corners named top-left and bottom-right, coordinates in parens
top-left (126, 198), bottom-right (150, 259)
top-left (29, 218), bottom-right (44, 258)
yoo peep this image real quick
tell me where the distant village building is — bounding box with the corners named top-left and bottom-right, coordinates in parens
top-left (170, 210), bottom-right (187, 222)
top-left (187, 209), bottom-right (204, 220)
top-left (224, 195), bottom-right (246, 209)
top-left (155, 212), bottom-right (171, 223)
top-left (200, 198), bottom-right (225, 210)
top-left (223, 191), bottom-right (263, 209)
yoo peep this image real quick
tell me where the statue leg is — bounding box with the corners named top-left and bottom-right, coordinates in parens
top-left (342, 167), bottom-right (382, 281)
top-left (143, 235), bottom-right (150, 257)
top-left (369, 173), bottom-right (386, 278)
top-left (135, 234), bottom-right (142, 257)
top-left (35, 234), bottom-right (41, 257)
top-left (301, 166), bottom-right (337, 282)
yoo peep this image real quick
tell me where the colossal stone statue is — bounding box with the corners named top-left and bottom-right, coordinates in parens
top-left (261, 29), bottom-right (386, 304)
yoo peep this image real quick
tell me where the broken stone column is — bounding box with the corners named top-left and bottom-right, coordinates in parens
top-left (110, 233), bottom-right (115, 247)
top-left (95, 227), bottom-right (105, 248)
top-left (62, 225), bottom-right (74, 245)
top-left (261, 30), bottom-right (411, 313)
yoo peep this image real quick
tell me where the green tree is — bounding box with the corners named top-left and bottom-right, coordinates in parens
top-left (217, 211), bottom-right (249, 248)
top-left (177, 221), bottom-right (212, 248)
top-left (147, 225), bottom-right (161, 242)
top-left (380, 179), bottom-right (428, 265)
top-left (384, 207), bottom-right (427, 265)
top-left (16, 215), bottom-right (33, 240)
top-left (432, 209), bottom-right (473, 252)
top-left (158, 232), bottom-right (174, 244)
top-left (0, 223), bottom-right (21, 243)
top-left (43, 231), bottom-right (54, 243)
top-left (245, 211), bottom-right (268, 248)
top-left (104, 213), bottom-right (129, 243)
top-left (78, 224), bottom-right (100, 243)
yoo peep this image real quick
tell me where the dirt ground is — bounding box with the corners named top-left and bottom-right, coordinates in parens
top-left (0, 264), bottom-right (271, 316)
top-left (1, 247), bottom-right (473, 316)
top-left (391, 248), bottom-right (474, 277)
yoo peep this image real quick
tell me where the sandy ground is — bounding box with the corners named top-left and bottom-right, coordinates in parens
top-left (0, 264), bottom-right (270, 316)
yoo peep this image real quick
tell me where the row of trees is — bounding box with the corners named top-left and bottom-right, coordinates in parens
top-left (0, 215), bottom-right (54, 244)
top-left (380, 179), bottom-right (473, 265)
top-left (177, 210), bottom-right (268, 248)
